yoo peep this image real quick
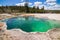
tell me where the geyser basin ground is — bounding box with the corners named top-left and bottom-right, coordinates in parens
top-left (6, 16), bottom-right (60, 32)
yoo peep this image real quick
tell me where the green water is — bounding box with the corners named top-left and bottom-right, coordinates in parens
top-left (6, 17), bottom-right (60, 32)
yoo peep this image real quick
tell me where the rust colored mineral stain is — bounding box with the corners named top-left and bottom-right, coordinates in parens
top-left (0, 22), bottom-right (4, 30)
top-left (0, 22), bottom-right (4, 27)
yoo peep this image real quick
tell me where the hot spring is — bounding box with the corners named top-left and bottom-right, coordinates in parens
top-left (2, 16), bottom-right (60, 32)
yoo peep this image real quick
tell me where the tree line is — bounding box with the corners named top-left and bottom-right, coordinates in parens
top-left (0, 6), bottom-right (60, 13)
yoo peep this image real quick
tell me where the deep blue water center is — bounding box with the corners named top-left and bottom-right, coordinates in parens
top-left (6, 16), bottom-right (60, 32)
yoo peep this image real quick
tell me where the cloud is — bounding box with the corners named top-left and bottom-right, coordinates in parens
top-left (21, 0), bottom-right (24, 2)
top-left (28, 2), bottom-right (32, 6)
top-left (44, 4), bottom-right (60, 10)
top-left (16, 0), bottom-right (60, 10)
top-left (34, 1), bottom-right (43, 9)
top-left (52, 4), bottom-right (60, 10)
top-left (45, 0), bottom-right (56, 6)
top-left (34, 1), bottom-right (42, 7)
top-left (39, 5), bottom-right (44, 9)
top-left (16, 2), bottom-right (25, 6)
top-left (0, 5), bottom-right (1, 6)
top-left (47, 2), bottom-right (56, 5)
top-left (45, 2), bottom-right (56, 6)
top-left (44, 0), bottom-right (60, 10)
top-left (16, 2), bottom-right (32, 6)
top-left (46, 0), bottom-right (56, 2)
top-left (16, 1), bottom-right (43, 9)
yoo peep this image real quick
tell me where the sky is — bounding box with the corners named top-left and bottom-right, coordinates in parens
top-left (0, 0), bottom-right (60, 10)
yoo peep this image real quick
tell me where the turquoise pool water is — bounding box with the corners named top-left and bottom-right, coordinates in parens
top-left (2, 16), bottom-right (60, 32)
